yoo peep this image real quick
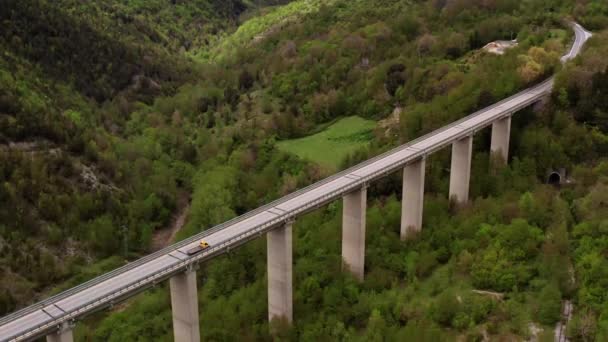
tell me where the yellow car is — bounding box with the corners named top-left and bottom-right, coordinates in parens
top-left (186, 240), bottom-right (210, 255)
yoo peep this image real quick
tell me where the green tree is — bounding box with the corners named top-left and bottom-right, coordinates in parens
top-left (538, 283), bottom-right (562, 325)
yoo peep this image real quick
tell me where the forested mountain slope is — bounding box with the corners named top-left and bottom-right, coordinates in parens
top-left (1, 0), bottom-right (608, 340)
top-left (0, 0), bottom-right (290, 314)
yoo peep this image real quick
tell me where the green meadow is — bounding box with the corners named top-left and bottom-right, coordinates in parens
top-left (277, 116), bottom-right (376, 170)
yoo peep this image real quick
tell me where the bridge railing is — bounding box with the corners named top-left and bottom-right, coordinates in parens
top-left (3, 74), bottom-right (558, 342)
top-left (2, 21), bottom-right (593, 342)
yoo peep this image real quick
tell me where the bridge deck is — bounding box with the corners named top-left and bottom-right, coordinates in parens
top-left (0, 23), bottom-right (591, 342)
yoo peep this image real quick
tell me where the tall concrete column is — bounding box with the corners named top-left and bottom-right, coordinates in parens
top-left (267, 222), bottom-right (293, 324)
top-left (401, 158), bottom-right (426, 240)
top-left (170, 269), bottom-right (200, 342)
top-left (449, 135), bottom-right (473, 205)
top-left (490, 116), bottom-right (511, 165)
top-left (342, 187), bottom-right (367, 281)
top-left (46, 324), bottom-right (73, 342)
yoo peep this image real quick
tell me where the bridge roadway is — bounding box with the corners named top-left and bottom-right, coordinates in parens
top-left (0, 23), bottom-right (591, 342)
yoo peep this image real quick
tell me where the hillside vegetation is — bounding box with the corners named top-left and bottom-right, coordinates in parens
top-left (1, 0), bottom-right (608, 341)
top-left (0, 0), bottom-right (290, 313)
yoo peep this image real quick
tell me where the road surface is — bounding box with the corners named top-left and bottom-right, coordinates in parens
top-left (0, 23), bottom-right (592, 342)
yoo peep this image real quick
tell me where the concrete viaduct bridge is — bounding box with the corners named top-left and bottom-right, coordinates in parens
top-left (0, 23), bottom-right (592, 342)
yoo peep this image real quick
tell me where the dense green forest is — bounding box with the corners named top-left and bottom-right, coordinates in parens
top-left (1, 0), bottom-right (608, 340)
top-left (0, 0), bottom-right (293, 314)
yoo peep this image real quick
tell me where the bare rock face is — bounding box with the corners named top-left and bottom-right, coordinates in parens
top-left (378, 107), bottom-right (401, 138)
top-left (79, 163), bottom-right (119, 192)
top-left (482, 40), bottom-right (518, 55)
top-left (554, 301), bottom-right (573, 342)
top-left (527, 322), bottom-right (543, 342)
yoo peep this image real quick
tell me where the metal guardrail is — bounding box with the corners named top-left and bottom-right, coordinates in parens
top-left (4, 77), bottom-right (556, 342)
top-left (1, 22), bottom-right (588, 342)
top-left (1, 72), bottom-right (553, 328)
top-left (3, 79), bottom-right (556, 342)
top-left (9, 27), bottom-right (574, 334)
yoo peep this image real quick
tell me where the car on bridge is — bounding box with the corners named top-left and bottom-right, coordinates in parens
top-left (187, 240), bottom-right (210, 255)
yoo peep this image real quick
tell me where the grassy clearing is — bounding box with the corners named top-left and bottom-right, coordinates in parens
top-left (277, 116), bottom-right (376, 170)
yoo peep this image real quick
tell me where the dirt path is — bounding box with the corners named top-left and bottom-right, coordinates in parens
top-left (151, 194), bottom-right (190, 251)
top-left (555, 263), bottom-right (576, 342)
top-left (472, 289), bottom-right (505, 300)
top-left (555, 300), bottom-right (573, 342)
top-left (110, 195), bottom-right (190, 314)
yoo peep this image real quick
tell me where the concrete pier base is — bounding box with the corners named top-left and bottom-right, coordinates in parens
top-left (401, 158), bottom-right (426, 240)
top-left (490, 116), bottom-right (511, 165)
top-left (46, 325), bottom-right (73, 342)
top-left (170, 269), bottom-right (200, 342)
top-left (342, 187), bottom-right (367, 281)
top-left (449, 135), bottom-right (473, 206)
top-left (267, 223), bottom-right (293, 324)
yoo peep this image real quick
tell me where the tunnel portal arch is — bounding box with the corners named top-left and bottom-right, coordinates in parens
top-left (548, 172), bottom-right (561, 185)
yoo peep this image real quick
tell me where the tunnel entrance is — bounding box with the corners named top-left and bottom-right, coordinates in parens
top-left (548, 172), bottom-right (561, 185)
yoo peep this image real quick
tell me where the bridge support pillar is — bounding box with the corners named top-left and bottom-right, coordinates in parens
top-left (342, 187), bottom-right (367, 281)
top-left (449, 135), bottom-right (473, 206)
top-left (267, 222), bottom-right (293, 325)
top-left (46, 323), bottom-right (73, 342)
top-left (401, 158), bottom-right (426, 240)
top-left (170, 268), bottom-right (200, 342)
top-left (490, 116), bottom-right (511, 165)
